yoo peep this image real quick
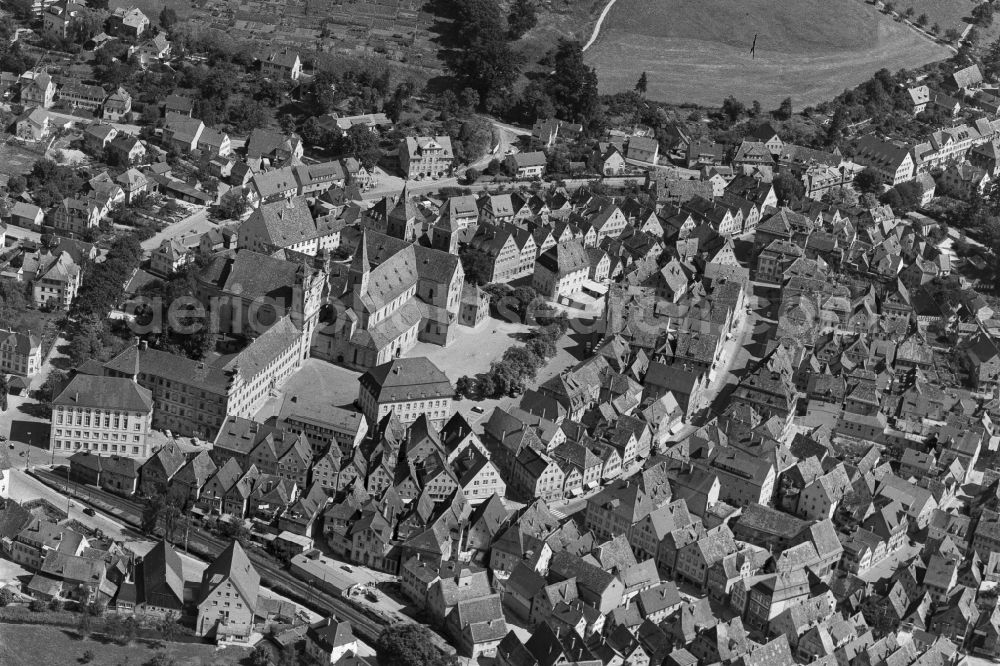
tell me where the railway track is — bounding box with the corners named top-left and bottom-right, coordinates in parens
top-left (28, 469), bottom-right (394, 645)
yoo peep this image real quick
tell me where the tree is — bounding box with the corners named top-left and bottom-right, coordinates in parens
top-left (973, 2), bottom-right (994, 28)
top-left (39, 369), bottom-right (69, 411)
top-left (774, 97), bottom-right (793, 120)
top-left (80, 650), bottom-right (95, 664)
top-left (503, 346), bottom-right (541, 381)
top-left (721, 96), bottom-right (744, 122)
top-left (250, 644), bottom-right (272, 666)
top-left (217, 190), bottom-right (249, 220)
top-left (106, 615), bottom-right (139, 645)
top-left (459, 87), bottom-right (480, 115)
top-left (8, 0), bottom-right (33, 19)
top-left (772, 171), bottom-right (804, 204)
top-left (903, 7), bottom-right (914, 19)
top-left (159, 6), bottom-right (178, 28)
top-left (0, 588), bottom-right (14, 607)
top-left (158, 616), bottom-right (181, 642)
top-left (48, 597), bottom-right (63, 611)
top-left (881, 180), bottom-right (923, 210)
top-left (916, 13), bottom-right (928, 27)
top-left (635, 71), bottom-right (648, 95)
top-left (931, 23), bottom-right (940, 35)
top-left (77, 610), bottom-right (93, 638)
top-left (69, 9), bottom-right (107, 45)
top-left (825, 106), bottom-right (848, 145)
top-left (512, 286), bottom-right (537, 314)
top-left (146, 654), bottom-right (178, 666)
top-left (342, 124), bottom-right (383, 170)
top-left (450, 119), bottom-right (493, 165)
top-left (142, 493), bottom-right (183, 540)
top-left (458, 247), bottom-right (494, 286)
top-left (29, 599), bottom-right (45, 612)
top-left (455, 376), bottom-right (475, 398)
top-left (853, 167), bottom-right (881, 194)
top-left (0, 375), bottom-right (7, 413)
top-left (546, 39), bottom-right (602, 131)
top-left (945, 27), bottom-right (962, 44)
top-left (821, 187), bottom-right (859, 207)
top-left (277, 645), bottom-right (297, 666)
top-left (507, 0), bottom-right (537, 39)
top-left (883, 1), bottom-right (894, 13)
top-left (7, 175), bottom-right (26, 194)
top-left (278, 113), bottom-right (296, 135)
top-left (527, 336), bottom-right (556, 360)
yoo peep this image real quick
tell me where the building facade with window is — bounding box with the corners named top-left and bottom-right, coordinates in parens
top-left (49, 375), bottom-right (154, 459)
top-left (357, 357), bottom-right (454, 429)
top-left (0, 328), bottom-right (42, 376)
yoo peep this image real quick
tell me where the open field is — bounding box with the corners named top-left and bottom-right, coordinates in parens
top-left (585, 0), bottom-right (951, 107)
top-left (895, 0), bottom-right (973, 33)
top-left (0, 623), bottom-right (250, 666)
top-left (0, 143), bottom-right (45, 179)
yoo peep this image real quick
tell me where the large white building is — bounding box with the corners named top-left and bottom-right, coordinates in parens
top-left (357, 357), bottom-right (454, 429)
top-left (49, 375), bottom-right (154, 459)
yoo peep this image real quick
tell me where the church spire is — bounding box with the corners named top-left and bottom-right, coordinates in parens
top-left (352, 229), bottom-right (371, 295)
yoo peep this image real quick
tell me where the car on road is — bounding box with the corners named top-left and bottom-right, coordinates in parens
top-left (471, 405), bottom-right (484, 414)
top-left (83, 508), bottom-right (96, 517)
top-left (341, 564), bottom-right (353, 572)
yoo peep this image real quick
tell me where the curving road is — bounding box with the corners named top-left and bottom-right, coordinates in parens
top-left (582, 0), bottom-right (621, 51)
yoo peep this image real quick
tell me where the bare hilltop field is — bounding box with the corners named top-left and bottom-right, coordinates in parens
top-left (584, 0), bottom-right (953, 107)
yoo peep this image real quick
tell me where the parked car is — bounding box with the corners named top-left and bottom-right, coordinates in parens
top-left (83, 507), bottom-right (96, 517)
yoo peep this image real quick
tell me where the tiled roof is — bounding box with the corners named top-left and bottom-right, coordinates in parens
top-left (54, 375), bottom-right (152, 412)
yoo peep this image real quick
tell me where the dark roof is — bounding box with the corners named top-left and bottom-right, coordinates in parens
top-left (140, 540), bottom-right (184, 610)
top-left (199, 540), bottom-right (260, 606)
top-left (360, 357), bottom-right (453, 403)
top-left (54, 375), bottom-right (153, 412)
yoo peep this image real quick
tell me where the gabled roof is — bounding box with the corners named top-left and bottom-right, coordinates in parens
top-left (199, 540), bottom-right (259, 606)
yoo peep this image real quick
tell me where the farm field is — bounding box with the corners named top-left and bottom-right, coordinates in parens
top-left (585, 0), bottom-right (951, 107)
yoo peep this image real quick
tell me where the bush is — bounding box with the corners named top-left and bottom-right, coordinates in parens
top-left (81, 650), bottom-right (95, 664)
top-left (29, 599), bottom-right (46, 612)
top-left (48, 598), bottom-right (63, 612)
top-left (0, 588), bottom-right (14, 607)
top-left (0, 605), bottom-right (79, 626)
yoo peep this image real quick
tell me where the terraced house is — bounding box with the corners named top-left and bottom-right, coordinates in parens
top-left (58, 81), bottom-right (106, 111)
